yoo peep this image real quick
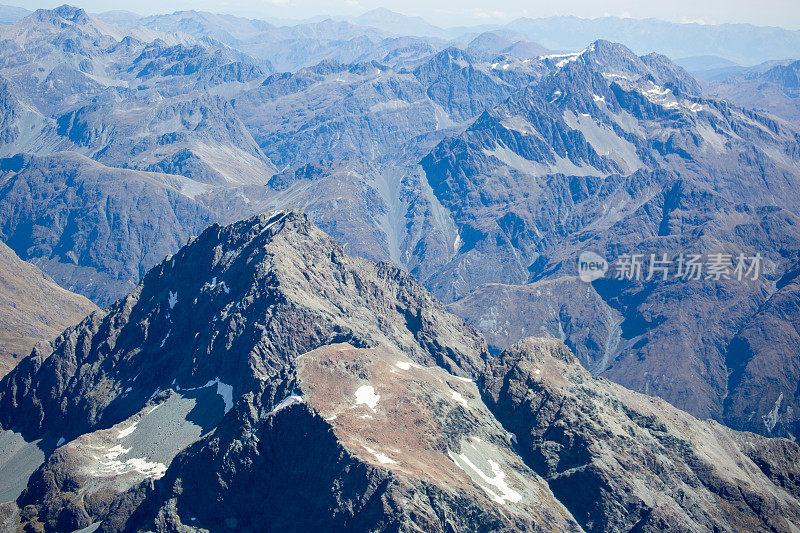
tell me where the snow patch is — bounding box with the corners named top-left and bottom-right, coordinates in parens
top-left (259, 211), bottom-right (287, 235)
top-left (168, 291), bottom-right (178, 309)
top-left (56, 437), bottom-right (65, 447)
top-left (205, 277), bottom-right (230, 294)
top-left (96, 448), bottom-right (168, 479)
top-left (763, 392), bottom-right (784, 433)
top-left (395, 360), bottom-right (423, 371)
top-left (354, 385), bottom-right (380, 411)
top-left (450, 390), bottom-right (470, 409)
top-left (214, 379), bottom-right (234, 414)
top-left (175, 378), bottom-right (234, 413)
top-left (117, 424), bottom-right (137, 439)
top-left (363, 445), bottom-right (397, 465)
top-left (271, 391), bottom-right (304, 414)
top-left (449, 452), bottom-right (522, 505)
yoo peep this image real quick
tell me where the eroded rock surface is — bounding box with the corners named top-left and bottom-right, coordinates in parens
top-left (482, 337), bottom-right (800, 532)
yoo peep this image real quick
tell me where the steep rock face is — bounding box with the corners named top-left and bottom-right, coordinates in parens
top-left (56, 93), bottom-right (276, 187)
top-left (0, 211), bottom-right (486, 440)
top-left (420, 39), bottom-right (800, 424)
top-left (412, 47), bottom-right (521, 122)
top-left (724, 265), bottom-right (800, 440)
top-left (132, 343), bottom-right (578, 531)
top-left (447, 278), bottom-right (622, 372)
top-left (482, 337), bottom-right (800, 532)
top-left (0, 8), bottom-right (546, 308)
top-left (0, 211), bottom-right (492, 531)
top-left (707, 60), bottom-right (800, 128)
top-left (0, 241), bottom-right (97, 376)
top-left (1, 213), bottom-right (798, 532)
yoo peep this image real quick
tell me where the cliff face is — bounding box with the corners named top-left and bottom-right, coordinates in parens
top-left (0, 213), bottom-right (798, 532)
top-left (482, 337), bottom-right (800, 532)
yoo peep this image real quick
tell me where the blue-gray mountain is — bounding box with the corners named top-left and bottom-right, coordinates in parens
top-left (1, 5), bottom-right (800, 449)
top-left (706, 59), bottom-right (800, 127)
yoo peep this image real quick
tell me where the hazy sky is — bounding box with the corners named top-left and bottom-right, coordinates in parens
top-left (10, 0), bottom-right (800, 29)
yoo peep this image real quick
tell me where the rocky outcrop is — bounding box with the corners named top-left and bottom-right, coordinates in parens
top-left (0, 152), bottom-right (221, 305)
top-left (0, 212), bottom-right (490, 531)
top-left (420, 39), bottom-right (800, 428)
top-left (133, 342), bottom-right (579, 531)
top-left (482, 337), bottom-right (800, 532)
top-left (707, 60), bottom-right (800, 127)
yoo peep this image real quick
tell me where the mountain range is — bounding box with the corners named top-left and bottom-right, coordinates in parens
top-left (1, 212), bottom-right (798, 531)
top-left (0, 4), bottom-right (799, 529)
top-left (0, 4), bottom-right (798, 440)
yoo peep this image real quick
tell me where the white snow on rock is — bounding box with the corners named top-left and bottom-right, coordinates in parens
top-left (450, 390), bottom-right (470, 410)
top-left (395, 360), bottom-right (423, 371)
top-left (363, 445), bottom-right (397, 465)
top-left (453, 375), bottom-right (475, 383)
top-left (168, 291), bottom-right (178, 309)
top-left (271, 391), bottom-right (304, 414)
top-left (124, 457), bottom-right (168, 478)
top-left (117, 423), bottom-right (137, 439)
top-left (763, 392), bottom-right (784, 433)
top-left (104, 444), bottom-right (129, 460)
top-left (94, 442), bottom-right (168, 479)
top-left (205, 277), bottom-right (230, 294)
top-left (449, 451), bottom-right (522, 505)
top-left (213, 379), bottom-right (234, 413)
top-left (354, 385), bottom-right (380, 411)
top-left (173, 378), bottom-right (234, 413)
top-left (259, 211), bottom-right (287, 235)
top-left (181, 378), bottom-right (234, 412)
top-left (160, 330), bottom-right (170, 348)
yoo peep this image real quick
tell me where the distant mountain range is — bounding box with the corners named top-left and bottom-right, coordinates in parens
top-left (3, 4), bottom-right (800, 64)
top-left (705, 59), bottom-right (800, 125)
top-left (0, 4), bottom-right (799, 443)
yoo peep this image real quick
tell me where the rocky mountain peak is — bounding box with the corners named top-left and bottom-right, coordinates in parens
top-left (0, 211), bottom-right (488, 441)
top-left (26, 4), bottom-right (99, 34)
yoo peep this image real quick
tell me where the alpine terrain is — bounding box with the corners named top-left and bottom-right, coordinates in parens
top-left (0, 3), bottom-right (800, 530)
top-left (0, 212), bottom-right (798, 531)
